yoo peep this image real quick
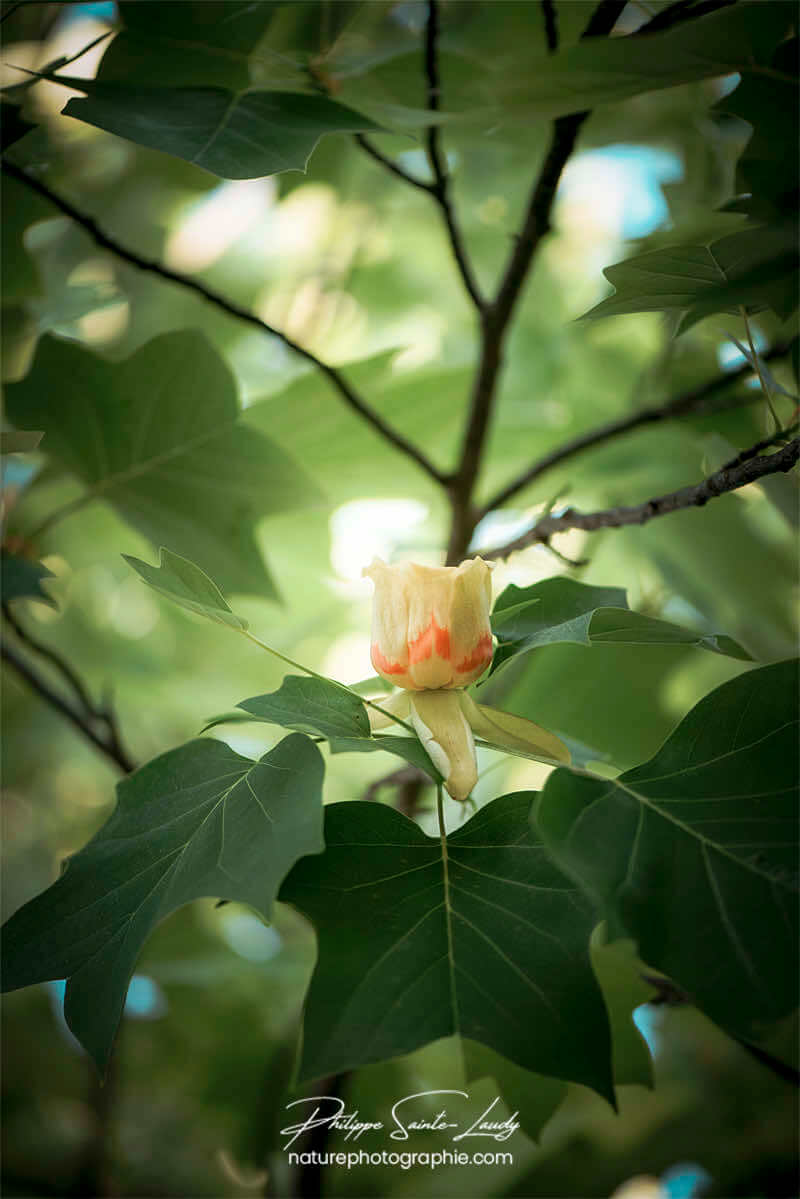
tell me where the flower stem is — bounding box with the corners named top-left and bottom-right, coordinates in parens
top-left (436, 783), bottom-right (447, 840)
top-left (240, 629), bottom-right (416, 735)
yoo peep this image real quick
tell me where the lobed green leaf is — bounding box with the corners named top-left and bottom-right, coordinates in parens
top-left (0, 734), bottom-right (325, 1071)
top-left (280, 793), bottom-right (614, 1099)
top-left (5, 332), bottom-right (320, 597)
top-left (124, 547), bottom-right (247, 630)
top-left (490, 577), bottom-right (750, 674)
top-left (535, 660), bottom-right (799, 1041)
top-left (57, 77), bottom-right (384, 180)
top-left (1, 551), bottom-right (57, 608)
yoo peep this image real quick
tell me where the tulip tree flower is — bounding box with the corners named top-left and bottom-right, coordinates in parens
top-left (363, 557), bottom-right (570, 801)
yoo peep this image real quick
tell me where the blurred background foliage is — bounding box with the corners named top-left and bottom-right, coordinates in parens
top-left (1, 0), bottom-right (797, 1196)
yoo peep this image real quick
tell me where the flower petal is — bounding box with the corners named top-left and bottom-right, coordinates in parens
top-left (460, 693), bottom-right (571, 764)
top-left (366, 691), bottom-right (410, 732)
top-left (410, 691), bottom-right (477, 801)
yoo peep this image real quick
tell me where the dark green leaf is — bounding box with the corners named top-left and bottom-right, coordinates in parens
top-left (535, 661), bottom-right (799, 1041)
top-left (490, 578), bottom-right (749, 673)
top-left (2, 175), bottom-right (43, 305)
top-left (580, 226), bottom-right (798, 328)
top-left (1, 734), bottom-right (325, 1071)
top-left (201, 697), bottom-right (440, 778)
top-left (328, 733), bottom-right (441, 781)
top-left (0, 100), bottom-right (37, 152)
top-left (0, 430), bottom-right (43, 453)
top-left (238, 675), bottom-right (370, 740)
top-left (720, 39), bottom-right (799, 223)
top-left (100, 1), bottom-right (282, 90)
top-left (1, 550), bottom-right (56, 608)
top-left (500, 1), bottom-right (793, 120)
top-left (200, 711), bottom-right (258, 734)
top-left (5, 332), bottom-right (321, 596)
top-left (124, 547), bottom-right (247, 630)
top-left (280, 793), bottom-right (614, 1099)
top-left (58, 77), bottom-right (383, 180)
top-left (492, 579), bottom-right (627, 651)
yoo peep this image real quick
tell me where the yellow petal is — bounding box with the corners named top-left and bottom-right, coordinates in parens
top-left (409, 690), bottom-right (477, 801)
top-left (366, 690), bottom-right (410, 732)
top-left (460, 693), bottom-right (571, 764)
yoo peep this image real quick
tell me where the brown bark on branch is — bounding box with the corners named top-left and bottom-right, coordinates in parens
top-left (477, 342), bottom-right (792, 516)
top-left (444, 0), bottom-right (628, 563)
top-left (483, 437), bottom-right (800, 560)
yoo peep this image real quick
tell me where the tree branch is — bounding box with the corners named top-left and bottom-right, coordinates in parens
top-left (541, 0), bottom-right (558, 52)
top-left (1, 160), bottom-right (447, 487)
top-left (2, 638), bottom-right (136, 772)
top-left (444, 0), bottom-right (627, 563)
top-left (353, 132), bottom-right (433, 194)
top-left (421, 0), bottom-right (486, 313)
top-left (352, 3), bottom-right (485, 312)
top-left (478, 342), bottom-right (792, 516)
top-left (483, 437), bottom-right (800, 559)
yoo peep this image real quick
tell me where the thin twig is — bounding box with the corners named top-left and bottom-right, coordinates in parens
top-left (541, 0), bottom-right (558, 52)
top-left (1, 161), bottom-right (446, 486)
top-left (3, 600), bottom-right (94, 712)
top-left (483, 437), bottom-right (800, 559)
top-left (2, 640), bottom-right (136, 772)
top-left (422, 0), bottom-right (486, 312)
top-left (444, 0), bottom-right (627, 563)
top-left (721, 421), bottom-right (799, 471)
top-left (353, 133), bottom-right (433, 193)
top-left (2, 601), bottom-right (136, 770)
top-left (477, 342), bottom-right (792, 516)
top-left (352, 5), bottom-right (485, 311)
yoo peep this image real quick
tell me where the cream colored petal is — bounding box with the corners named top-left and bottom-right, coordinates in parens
top-left (363, 557), bottom-right (411, 682)
top-left (366, 691), bottom-right (410, 732)
top-left (460, 693), bottom-right (571, 764)
top-left (448, 561), bottom-right (493, 685)
top-left (410, 691), bottom-right (478, 801)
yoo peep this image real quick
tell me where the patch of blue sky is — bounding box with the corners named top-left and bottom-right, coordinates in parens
top-left (633, 1003), bottom-right (663, 1058)
top-left (563, 144), bottom-right (684, 239)
top-left (61, 2), bottom-right (117, 23)
top-left (46, 973), bottom-right (166, 1049)
top-left (220, 911), bottom-right (282, 963)
top-left (661, 1162), bottom-right (713, 1199)
top-left (714, 328), bottom-right (767, 369)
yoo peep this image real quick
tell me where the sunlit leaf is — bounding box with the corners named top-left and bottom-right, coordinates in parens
top-left (124, 547), bottom-right (247, 630)
top-left (5, 332), bottom-right (321, 596)
top-left (579, 226), bottom-right (799, 330)
top-left (0, 735), bottom-right (325, 1071)
top-left (238, 676), bottom-right (369, 740)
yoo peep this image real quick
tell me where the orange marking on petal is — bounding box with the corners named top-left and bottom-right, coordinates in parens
top-left (371, 643), bottom-right (407, 676)
top-left (408, 623), bottom-right (433, 664)
top-left (409, 616), bottom-right (452, 665)
top-left (455, 633), bottom-right (493, 674)
top-left (434, 621), bottom-right (451, 659)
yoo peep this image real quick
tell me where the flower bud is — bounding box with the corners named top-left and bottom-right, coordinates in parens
top-left (362, 557), bottom-right (493, 691)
